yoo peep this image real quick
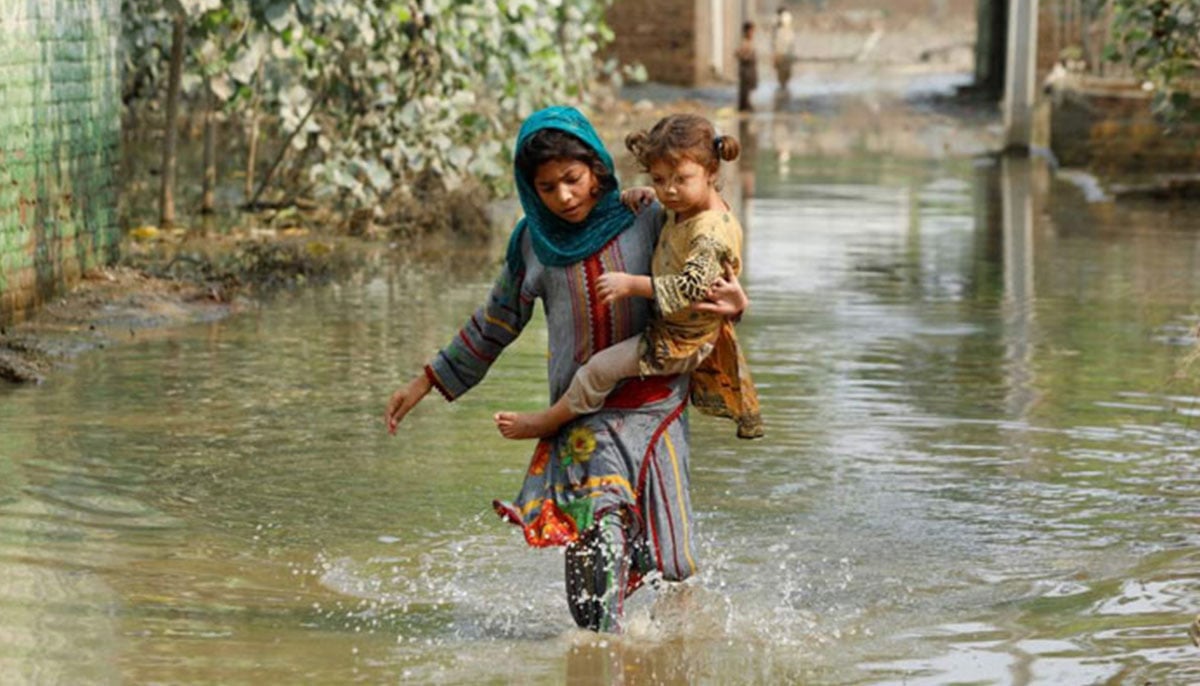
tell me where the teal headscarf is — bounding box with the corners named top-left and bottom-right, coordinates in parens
top-left (506, 106), bottom-right (635, 274)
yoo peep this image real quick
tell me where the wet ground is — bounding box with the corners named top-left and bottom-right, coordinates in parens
top-left (4, 68), bottom-right (1200, 683)
top-left (0, 267), bottom-right (232, 384)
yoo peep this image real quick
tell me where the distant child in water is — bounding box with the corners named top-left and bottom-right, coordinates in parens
top-left (495, 113), bottom-right (763, 440)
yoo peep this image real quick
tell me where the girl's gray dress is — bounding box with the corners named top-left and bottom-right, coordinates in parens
top-left (425, 205), bottom-right (696, 631)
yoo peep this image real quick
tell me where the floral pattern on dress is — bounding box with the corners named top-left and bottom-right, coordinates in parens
top-left (523, 499), bottom-right (580, 547)
top-left (563, 425), bottom-right (597, 465)
top-left (528, 439), bottom-right (551, 476)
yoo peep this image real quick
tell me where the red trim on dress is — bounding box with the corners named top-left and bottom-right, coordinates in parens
top-left (458, 329), bottom-right (496, 363)
top-left (493, 499), bottom-right (523, 526)
top-left (583, 239), bottom-right (617, 354)
top-left (604, 375), bottom-right (677, 409)
top-left (636, 398), bottom-right (687, 573)
top-left (424, 364), bottom-right (455, 401)
top-left (626, 567), bottom-right (645, 597)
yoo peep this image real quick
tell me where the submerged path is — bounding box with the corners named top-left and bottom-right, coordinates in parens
top-left (3, 83), bottom-right (1200, 683)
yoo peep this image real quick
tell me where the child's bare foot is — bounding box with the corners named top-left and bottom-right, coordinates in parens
top-left (494, 411), bottom-right (559, 439)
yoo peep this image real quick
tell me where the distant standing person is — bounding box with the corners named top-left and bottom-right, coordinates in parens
top-left (735, 21), bottom-right (758, 112)
top-left (772, 7), bottom-right (796, 92)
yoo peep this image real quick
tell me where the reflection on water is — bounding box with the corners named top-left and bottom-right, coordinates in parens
top-left (4, 102), bottom-right (1200, 683)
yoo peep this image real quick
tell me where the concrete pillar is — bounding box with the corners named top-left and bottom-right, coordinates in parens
top-left (1003, 0), bottom-right (1039, 150)
top-left (710, 0), bottom-right (724, 77)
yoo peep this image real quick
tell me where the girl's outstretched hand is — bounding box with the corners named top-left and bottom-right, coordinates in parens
top-left (385, 373), bottom-right (432, 435)
top-left (694, 263), bottom-right (748, 320)
top-left (620, 186), bottom-right (656, 213)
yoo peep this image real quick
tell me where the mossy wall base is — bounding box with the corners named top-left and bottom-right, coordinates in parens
top-left (0, 0), bottom-right (121, 326)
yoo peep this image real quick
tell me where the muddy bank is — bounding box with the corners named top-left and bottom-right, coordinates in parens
top-left (2, 187), bottom-right (500, 385)
top-left (0, 266), bottom-right (229, 384)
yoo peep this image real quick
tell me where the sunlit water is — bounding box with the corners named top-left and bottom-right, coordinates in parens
top-left (4, 104), bottom-right (1200, 684)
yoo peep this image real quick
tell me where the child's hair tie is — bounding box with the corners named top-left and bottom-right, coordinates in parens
top-left (714, 135), bottom-right (725, 155)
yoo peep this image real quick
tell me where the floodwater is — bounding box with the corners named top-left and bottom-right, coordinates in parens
top-left (4, 95), bottom-right (1200, 684)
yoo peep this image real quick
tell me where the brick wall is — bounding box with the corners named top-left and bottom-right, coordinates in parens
top-left (0, 0), bottom-right (121, 326)
top-left (607, 0), bottom-right (745, 86)
top-left (607, 0), bottom-right (699, 86)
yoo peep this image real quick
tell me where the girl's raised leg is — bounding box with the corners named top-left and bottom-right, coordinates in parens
top-left (496, 337), bottom-right (643, 440)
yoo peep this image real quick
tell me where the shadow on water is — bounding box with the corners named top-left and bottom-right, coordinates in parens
top-left (4, 81), bottom-right (1200, 681)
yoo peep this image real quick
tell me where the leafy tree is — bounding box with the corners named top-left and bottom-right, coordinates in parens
top-left (1108, 0), bottom-right (1200, 121)
top-left (121, 0), bottom-right (624, 218)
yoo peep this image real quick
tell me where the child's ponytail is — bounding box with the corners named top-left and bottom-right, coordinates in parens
top-left (714, 134), bottom-right (741, 163)
top-left (625, 130), bottom-right (651, 167)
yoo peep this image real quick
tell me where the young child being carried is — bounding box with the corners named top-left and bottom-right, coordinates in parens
top-left (495, 113), bottom-right (763, 440)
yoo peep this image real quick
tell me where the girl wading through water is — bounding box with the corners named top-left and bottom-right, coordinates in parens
top-left (384, 106), bottom-right (749, 633)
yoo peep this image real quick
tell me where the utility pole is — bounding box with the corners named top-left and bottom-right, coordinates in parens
top-left (1003, 0), bottom-right (1038, 151)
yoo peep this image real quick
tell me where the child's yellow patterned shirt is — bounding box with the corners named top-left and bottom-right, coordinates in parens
top-left (642, 209), bottom-right (743, 371)
top-left (641, 208), bottom-right (763, 439)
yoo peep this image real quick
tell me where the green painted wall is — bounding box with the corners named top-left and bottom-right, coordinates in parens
top-left (0, 0), bottom-right (121, 325)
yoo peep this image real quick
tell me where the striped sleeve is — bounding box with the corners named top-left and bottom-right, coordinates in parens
top-left (426, 260), bottom-right (535, 401)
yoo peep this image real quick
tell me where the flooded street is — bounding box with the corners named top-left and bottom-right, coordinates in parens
top-left (4, 91), bottom-right (1200, 683)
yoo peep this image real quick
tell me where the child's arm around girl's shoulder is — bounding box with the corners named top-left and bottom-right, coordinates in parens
top-left (620, 186), bottom-right (656, 212)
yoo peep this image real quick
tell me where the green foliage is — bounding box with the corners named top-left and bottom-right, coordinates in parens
top-left (121, 0), bottom-right (621, 208)
top-left (1108, 0), bottom-right (1200, 122)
